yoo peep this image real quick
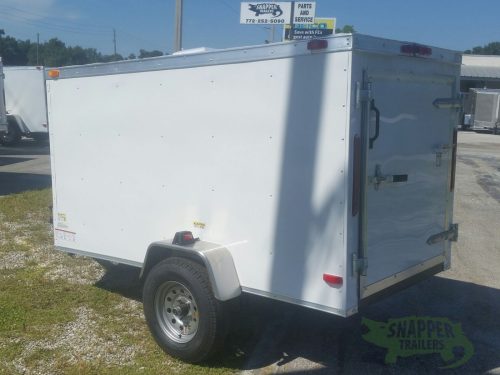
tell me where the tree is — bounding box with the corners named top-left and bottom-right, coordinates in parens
top-left (464, 42), bottom-right (500, 55)
top-left (336, 25), bottom-right (356, 34)
top-left (0, 35), bottom-right (30, 65)
top-left (139, 49), bottom-right (163, 59)
top-left (0, 31), bottom-right (160, 67)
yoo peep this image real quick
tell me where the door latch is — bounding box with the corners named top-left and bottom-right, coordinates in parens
top-left (368, 164), bottom-right (408, 190)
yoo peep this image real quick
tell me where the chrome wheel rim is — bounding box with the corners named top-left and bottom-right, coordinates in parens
top-left (154, 281), bottom-right (199, 343)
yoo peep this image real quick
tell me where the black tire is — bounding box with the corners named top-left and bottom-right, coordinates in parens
top-left (0, 117), bottom-right (22, 146)
top-left (32, 133), bottom-right (49, 143)
top-left (143, 257), bottom-right (227, 363)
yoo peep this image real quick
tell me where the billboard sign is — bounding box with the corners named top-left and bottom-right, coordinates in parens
top-left (240, 2), bottom-right (292, 24)
top-left (284, 17), bottom-right (336, 41)
top-left (292, 2), bottom-right (316, 24)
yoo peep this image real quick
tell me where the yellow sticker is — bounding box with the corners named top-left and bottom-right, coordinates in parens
top-left (193, 221), bottom-right (206, 229)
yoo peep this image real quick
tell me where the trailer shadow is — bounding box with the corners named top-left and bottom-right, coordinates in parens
top-left (93, 262), bottom-right (500, 373)
top-left (213, 275), bottom-right (500, 374)
top-left (0, 139), bottom-right (51, 195)
top-left (0, 138), bottom-right (49, 156)
top-left (93, 260), bottom-right (143, 302)
top-left (0, 172), bottom-right (51, 195)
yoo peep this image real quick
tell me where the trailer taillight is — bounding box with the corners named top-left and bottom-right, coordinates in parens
top-left (450, 128), bottom-right (458, 191)
top-left (48, 69), bottom-right (60, 78)
top-left (352, 135), bottom-right (361, 216)
top-left (307, 39), bottom-right (328, 51)
top-left (323, 274), bottom-right (343, 286)
top-left (400, 43), bottom-right (432, 57)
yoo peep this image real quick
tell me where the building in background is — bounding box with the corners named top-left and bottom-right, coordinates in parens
top-left (461, 55), bottom-right (500, 91)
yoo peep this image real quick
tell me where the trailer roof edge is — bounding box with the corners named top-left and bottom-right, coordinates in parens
top-left (45, 34), bottom-right (461, 80)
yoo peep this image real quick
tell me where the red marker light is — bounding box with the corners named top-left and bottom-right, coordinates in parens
top-left (172, 231), bottom-right (197, 245)
top-left (323, 274), bottom-right (343, 286)
top-left (401, 44), bottom-right (432, 56)
top-left (307, 39), bottom-right (328, 51)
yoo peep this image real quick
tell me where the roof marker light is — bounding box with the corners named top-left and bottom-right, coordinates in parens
top-left (307, 39), bottom-right (328, 51)
top-left (323, 273), bottom-right (343, 286)
top-left (48, 69), bottom-right (60, 78)
top-left (401, 44), bottom-right (432, 57)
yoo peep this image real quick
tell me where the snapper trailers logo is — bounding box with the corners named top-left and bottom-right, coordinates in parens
top-left (362, 316), bottom-right (474, 369)
top-left (248, 3), bottom-right (284, 17)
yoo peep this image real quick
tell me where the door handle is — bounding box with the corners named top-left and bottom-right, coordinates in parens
top-left (369, 99), bottom-right (380, 149)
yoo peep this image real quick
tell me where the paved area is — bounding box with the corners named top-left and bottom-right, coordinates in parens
top-left (231, 131), bottom-right (500, 374)
top-left (0, 139), bottom-right (51, 195)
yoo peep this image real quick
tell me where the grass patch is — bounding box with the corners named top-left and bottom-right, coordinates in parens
top-left (0, 189), bottom-right (243, 374)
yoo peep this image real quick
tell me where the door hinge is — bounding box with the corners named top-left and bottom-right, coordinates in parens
top-left (352, 254), bottom-right (368, 276)
top-left (426, 224), bottom-right (459, 245)
top-left (355, 81), bottom-right (372, 109)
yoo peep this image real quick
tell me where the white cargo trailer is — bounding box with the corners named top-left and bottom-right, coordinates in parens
top-left (46, 34), bottom-right (461, 362)
top-left (470, 88), bottom-right (500, 134)
top-left (0, 58), bottom-right (7, 134)
top-left (1, 66), bottom-right (49, 145)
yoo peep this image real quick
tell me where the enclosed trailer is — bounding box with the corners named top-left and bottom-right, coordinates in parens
top-left (47, 34), bottom-right (461, 362)
top-left (1, 66), bottom-right (49, 145)
top-left (470, 88), bottom-right (500, 133)
top-left (0, 59), bottom-right (7, 134)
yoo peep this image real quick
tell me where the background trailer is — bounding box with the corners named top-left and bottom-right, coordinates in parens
top-left (2, 66), bottom-right (49, 145)
top-left (46, 34), bottom-right (461, 362)
top-left (0, 59), bottom-right (7, 133)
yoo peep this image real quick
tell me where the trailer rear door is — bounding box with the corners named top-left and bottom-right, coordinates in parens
top-left (360, 63), bottom-right (458, 299)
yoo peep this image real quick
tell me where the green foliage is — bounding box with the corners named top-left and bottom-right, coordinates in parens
top-left (336, 25), bottom-right (356, 34)
top-left (0, 35), bottom-right (30, 65)
top-left (464, 42), bottom-right (500, 55)
top-left (138, 49), bottom-right (163, 59)
top-left (0, 32), bottom-right (165, 67)
top-left (0, 189), bottom-right (239, 375)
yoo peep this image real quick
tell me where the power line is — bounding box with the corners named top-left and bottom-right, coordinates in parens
top-left (0, 11), bottom-right (108, 36)
top-left (0, 4), bottom-right (110, 32)
top-left (0, 6), bottom-right (165, 52)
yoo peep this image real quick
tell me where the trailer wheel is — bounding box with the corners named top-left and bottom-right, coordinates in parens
top-left (143, 257), bottom-right (225, 363)
top-left (32, 133), bottom-right (49, 143)
top-left (0, 117), bottom-right (22, 146)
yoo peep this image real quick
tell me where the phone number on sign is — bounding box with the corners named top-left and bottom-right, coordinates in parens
top-left (245, 19), bottom-right (285, 24)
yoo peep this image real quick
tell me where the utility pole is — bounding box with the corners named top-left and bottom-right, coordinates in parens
top-left (174, 0), bottom-right (183, 52)
top-left (36, 33), bottom-right (40, 65)
top-left (113, 28), bottom-right (117, 56)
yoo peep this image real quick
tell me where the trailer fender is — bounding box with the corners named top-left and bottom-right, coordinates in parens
top-left (141, 240), bottom-right (241, 301)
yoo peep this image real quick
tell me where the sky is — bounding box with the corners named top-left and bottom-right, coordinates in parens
top-left (0, 0), bottom-right (499, 56)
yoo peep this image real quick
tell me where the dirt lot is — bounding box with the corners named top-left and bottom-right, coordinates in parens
top-left (0, 132), bottom-right (499, 374)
